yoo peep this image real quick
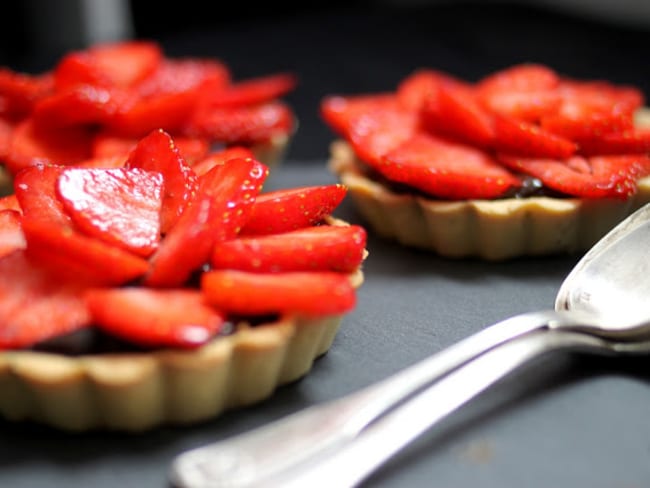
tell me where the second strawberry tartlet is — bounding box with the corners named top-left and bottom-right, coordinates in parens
top-left (322, 63), bottom-right (650, 260)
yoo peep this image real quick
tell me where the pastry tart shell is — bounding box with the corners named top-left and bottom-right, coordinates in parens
top-left (329, 139), bottom-right (650, 260)
top-left (0, 292), bottom-right (360, 432)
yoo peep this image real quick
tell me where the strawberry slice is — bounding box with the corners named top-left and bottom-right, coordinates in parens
top-left (201, 269), bottom-right (356, 316)
top-left (321, 95), bottom-right (418, 166)
top-left (201, 72), bottom-right (297, 107)
top-left (0, 69), bottom-right (54, 119)
top-left (191, 146), bottom-right (255, 177)
top-left (186, 101), bottom-right (294, 144)
top-left (498, 153), bottom-right (650, 198)
top-left (31, 84), bottom-right (129, 128)
top-left (15, 164), bottom-right (149, 285)
top-left (55, 41), bottom-right (163, 90)
top-left (379, 133), bottom-right (521, 200)
top-left (211, 224), bottom-right (367, 273)
top-left (0, 250), bottom-right (91, 349)
top-left (125, 129), bottom-right (199, 233)
top-left (0, 195), bottom-right (20, 212)
top-left (92, 132), bottom-right (209, 164)
top-left (492, 114), bottom-right (577, 158)
top-left (540, 80), bottom-right (640, 142)
top-left (145, 157), bottom-right (268, 287)
top-left (0, 210), bottom-right (25, 258)
top-left (241, 184), bottom-right (347, 235)
top-left (5, 118), bottom-right (93, 175)
top-left (85, 288), bottom-right (225, 349)
top-left (396, 69), bottom-right (471, 110)
top-left (57, 167), bottom-right (164, 256)
top-left (577, 128), bottom-right (650, 155)
top-left (476, 63), bottom-right (560, 94)
top-left (421, 81), bottom-right (495, 148)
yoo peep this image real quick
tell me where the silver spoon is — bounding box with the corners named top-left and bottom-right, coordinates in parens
top-left (170, 203), bottom-right (650, 488)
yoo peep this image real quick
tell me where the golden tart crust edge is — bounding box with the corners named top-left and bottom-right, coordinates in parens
top-left (328, 139), bottom-right (650, 261)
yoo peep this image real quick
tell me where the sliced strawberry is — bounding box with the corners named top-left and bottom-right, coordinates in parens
top-left (186, 101), bottom-right (294, 144)
top-left (201, 269), bottom-right (356, 316)
top-left (540, 80), bottom-right (639, 141)
top-left (21, 218), bottom-right (150, 286)
top-left (493, 115), bottom-right (577, 158)
top-left (191, 146), bottom-right (255, 177)
top-left (92, 132), bottom-right (209, 164)
top-left (476, 63), bottom-right (560, 94)
top-left (145, 157), bottom-right (268, 287)
top-left (577, 128), bottom-right (650, 155)
top-left (75, 155), bottom-right (128, 169)
top-left (15, 164), bottom-right (149, 285)
top-left (0, 250), bottom-right (92, 349)
top-left (0, 194), bottom-right (20, 212)
top-left (212, 224), bottom-right (366, 273)
top-left (125, 129), bottom-right (198, 233)
top-left (379, 133), bottom-right (521, 200)
top-left (0, 69), bottom-right (54, 119)
top-left (421, 81), bottom-right (495, 148)
top-left (498, 153), bottom-right (650, 198)
top-left (396, 68), bottom-right (471, 111)
top-left (241, 184), bottom-right (347, 235)
top-left (201, 72), bottom-right (297, 107)
top-left (57, 167), bottom-right (163, 256)
top-left (5, 118), bottom-right (93, 175)
top-left (0, 210), bottom-right (25, 258)
top-left (321, 95), bottom-right (418, 166)
top-left (31, 84), bottom-right (129, 128)
top-left (55, 41), bottom-right (163, 90)
top-left (85, 288), bottom-right (225, 349)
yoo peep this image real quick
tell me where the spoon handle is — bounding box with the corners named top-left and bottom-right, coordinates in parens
top-left (263, 329), bottom-right (608, 488)
top-left (169, 309), bottom-right (580, 488)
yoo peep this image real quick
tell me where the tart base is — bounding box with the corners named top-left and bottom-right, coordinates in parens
top-left (329, 139), bottom-right (650, 260)
top-left (0, 311), bottom-right (349, 432)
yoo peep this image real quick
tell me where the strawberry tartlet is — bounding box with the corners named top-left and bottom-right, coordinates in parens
top-left (0, 129), bottom-right (366, 431)
top-left (322, 64), bottom-right (650, 260)
top-left (0, 40), bottom-right (298, 195)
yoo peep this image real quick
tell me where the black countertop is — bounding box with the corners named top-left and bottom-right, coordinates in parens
top-left (2, 3), bottom-right (650, 487)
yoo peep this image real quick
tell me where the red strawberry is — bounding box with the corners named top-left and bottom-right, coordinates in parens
top-left (15, 164), bottom-right (149, 285)
top-left (492, 114), bottom-right (577, 158)
top-left (5, 118), bottom-right (93, 175)
top-left (201, 72), bottom-right (297, 107)
top-left (577, 128), bottom-right (650, 155)
top-left (186, 101), bottom-right (294, 144)
top-left (92, 132), bottom-right (209, 164)
top-left (0, 69), bottom-right (54, 119)
top-left (31, 84), bottom-right (129, 128)
top-left (0, 195), bottom-right (20, 212)
top-left (0, 210), bottom-right (25, 258)
top-left (125, 129), bottom-right (199, 233)
top-left (57, 167), bottom-right (164, 256)
top-left (396, 69), bottom-right (471, 111)
top-left (321, 95), bottom-right (418, 166)
top-left (145, 157), bottom-right (268, 287)
top-left (498, 153), bottom-right (650, 198)
top-left (201, 269), bottom-right (356, 316)
top-left (55, 41), bottom-right (163, 90)
top-left (241, 184), bottom-right (348, 235)
top-left (379, 133), bottom-right (521, 200)
top-left (85, 288), bottom-right (225, 349)
top-left (0, 250), bottom-right (91, 349)
top-left (476, 63), bottom-right (560, 94)
top-left (421, 81), bottom-right (495, 148)
top-left (191, 146), bottom-right (255, 177)
top-left (0, 116), bottom-right (14, 160)
top-left (540, 80), bottom-right (640, 141)
top-left (211, 224), bottom-right (367, 273)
